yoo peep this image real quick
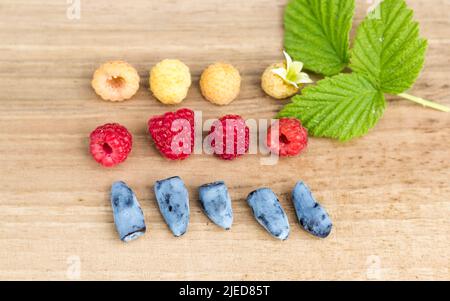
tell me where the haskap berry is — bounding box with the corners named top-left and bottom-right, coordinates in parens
top-left (148, 108), bottom-right (195, 160)
top-left (89, 123), bottom-right (132, 167)
top-left (267, 118), bottom-right (308, 157)
top-left (209, 114), bottom-right (249, 160)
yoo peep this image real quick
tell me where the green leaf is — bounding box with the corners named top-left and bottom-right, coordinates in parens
top-left (284, 0), bottom-right (355, 77)
top-left (349, 0), bottom-right (428, 94)
top-left (278, 73), bottom-right (386, 141)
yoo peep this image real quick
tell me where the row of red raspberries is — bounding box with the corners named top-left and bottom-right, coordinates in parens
top-left (89, 108), bottom-right (308, 167)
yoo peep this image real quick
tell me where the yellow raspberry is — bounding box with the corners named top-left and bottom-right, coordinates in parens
top-left (150, 59), bottom-right (191, 105)
top-left (200, 62), bottom-right (241, 106)
top-left (91, 61), bottom-right (140, 102)
top-left (261, 63), bottom-right (299, 100)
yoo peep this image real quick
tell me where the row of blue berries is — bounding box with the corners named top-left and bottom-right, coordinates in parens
top-left (111, 177), bottom-right (332, 242)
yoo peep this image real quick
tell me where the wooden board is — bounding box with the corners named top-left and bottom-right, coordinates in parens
top-left (0, 0), bottom-right (449, 280)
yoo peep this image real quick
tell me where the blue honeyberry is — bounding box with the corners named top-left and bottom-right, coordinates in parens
top-left (111, 181), bottom-right (146, 242)
top-left (247, 188), bottom-right (290, 240)
top-left (199, 181), bottom-right (233, 230)
top-left (154, 176), bottom-right (190, 237)
top-left (292, 181), bottom-right (332, 238)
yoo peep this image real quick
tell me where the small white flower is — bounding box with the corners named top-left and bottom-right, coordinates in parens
top-left (272, 51), bottom-right (313, 88)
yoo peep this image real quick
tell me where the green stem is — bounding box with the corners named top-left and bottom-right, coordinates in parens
top-left (398, 93), bottom-right (449, 112)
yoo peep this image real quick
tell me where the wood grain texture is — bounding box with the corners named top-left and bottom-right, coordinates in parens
top-left (0, 0), bottom-right (449, 280)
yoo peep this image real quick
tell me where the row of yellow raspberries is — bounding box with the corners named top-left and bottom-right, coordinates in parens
top-left (91, 59), bottom-right (303, 104)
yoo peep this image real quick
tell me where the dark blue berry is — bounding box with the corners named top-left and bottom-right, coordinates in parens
top-left (292, 182), bottom-right (332, 238)
top-left (110, 181), bottom-right (146, 242)
top-left (154, 176), bottom-right (189, 237)
top-left (199, 181), bottom-right (233, 230)
top-left (246, 188), bottom-right (290, 240)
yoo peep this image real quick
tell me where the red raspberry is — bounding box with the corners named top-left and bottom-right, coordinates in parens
top-left (209, 114), bottom-right (249, 160)
top-left (89, 123), bottom-right (132, 167)
top-left (148, 108), bottom-right (195, 160)
top-left (267, 118), bottom-right (308, 157)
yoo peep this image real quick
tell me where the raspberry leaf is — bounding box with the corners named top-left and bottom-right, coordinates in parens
top-left (350, 0), bottom-right (428, 94)
top-left (284, 0), bottom-right (355, 77)
top-left (278, 74), bottom-right (386, 141)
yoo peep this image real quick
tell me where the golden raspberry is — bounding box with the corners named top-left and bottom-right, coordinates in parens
top-left (91, 61), bottom-right (140, 102)
top-left (150, 59), bottom-right (191, 105)
top-left (261, 63), bottom-right (299, 100)
top-left (200, 63), bottom-right (241, 106)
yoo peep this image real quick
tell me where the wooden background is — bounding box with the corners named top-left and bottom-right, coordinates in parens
top-left (0, 0), bottom-right (449, 280)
